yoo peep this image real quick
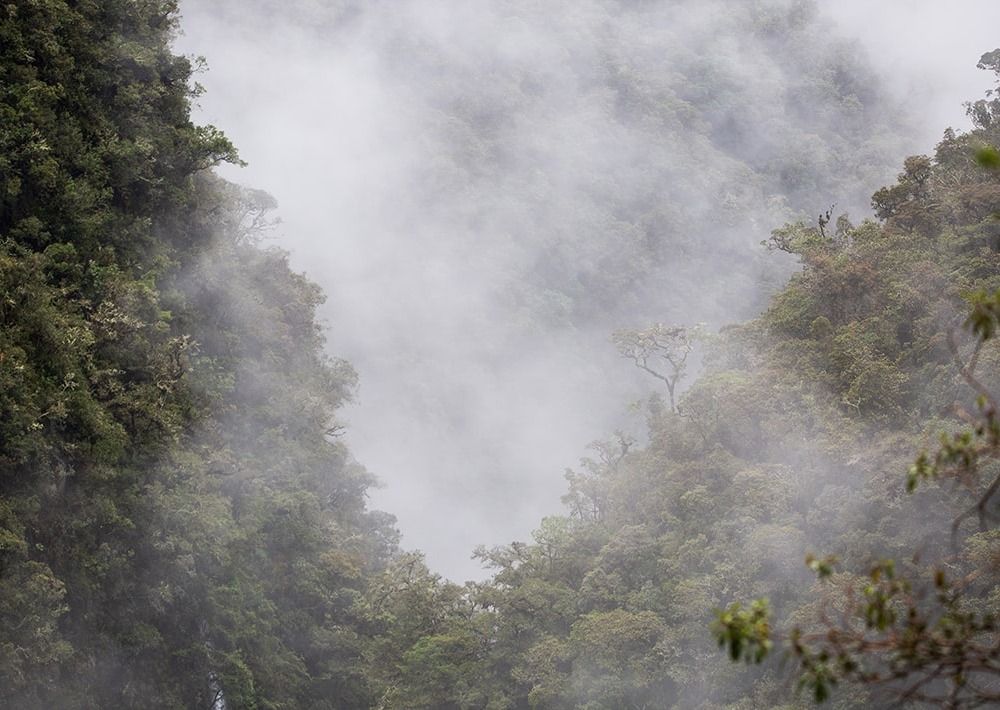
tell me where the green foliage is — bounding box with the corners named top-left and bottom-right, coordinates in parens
top-left (976, 145), bottom-right (1000, 170)
top-left (966, 288), bottom-right (1000, 341)
top-left (0, 3), bottom-right (396, 707)
top-left (713, 599), bottom-right (773, 664)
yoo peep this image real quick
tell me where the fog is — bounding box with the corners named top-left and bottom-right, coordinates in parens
top-left (174, 0), bottom-right (999, 581)
top-left (824, 0), bottom-right (1000, 145)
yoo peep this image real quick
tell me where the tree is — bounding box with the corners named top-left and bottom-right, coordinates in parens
top-left (966, 50), bottom-right (1000, 131)
top-left (613, 324), bottom-right (700, 413)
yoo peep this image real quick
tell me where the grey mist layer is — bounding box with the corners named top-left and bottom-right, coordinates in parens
top-left (174, 0), bottom-right (999, 580)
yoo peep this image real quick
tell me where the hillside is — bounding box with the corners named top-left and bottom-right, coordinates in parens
top-left (0, 3), bottom-right (395, 706)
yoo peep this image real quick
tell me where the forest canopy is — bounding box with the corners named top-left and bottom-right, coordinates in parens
top-left (0, 2), bottom-right (394, 706)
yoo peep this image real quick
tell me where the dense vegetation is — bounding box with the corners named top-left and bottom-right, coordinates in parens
top-left (0, 2), bottom-right (395, 707)
top-left (3, 0), bottom-right (1000, 708)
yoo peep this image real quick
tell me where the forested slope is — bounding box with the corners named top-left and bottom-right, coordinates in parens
top-left (0, 3), bottom-right (397, 707)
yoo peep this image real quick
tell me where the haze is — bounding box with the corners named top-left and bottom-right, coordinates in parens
top-left (174, 0), bottom-right (1000, 581)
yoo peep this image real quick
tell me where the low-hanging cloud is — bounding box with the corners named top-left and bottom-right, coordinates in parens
top-left (174, 0), bottom-right (999, 580)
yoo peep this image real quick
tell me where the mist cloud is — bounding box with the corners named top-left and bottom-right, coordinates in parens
top-left (174, 0), bottom-right (998, 580)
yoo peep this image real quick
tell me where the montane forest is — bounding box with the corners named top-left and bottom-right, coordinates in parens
top-left (3, 1), bottom-right (1000, 708)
